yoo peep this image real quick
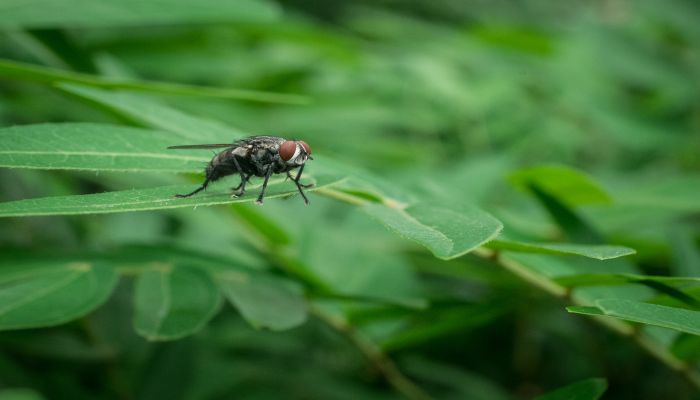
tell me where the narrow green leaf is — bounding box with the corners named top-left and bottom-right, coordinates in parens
top-left (0, 172), bottom-right (343, 217)
top-left (215, 270), bottom-right (307, 330)
top-left (0, 122), bottom-right (208, 172)
top-left (363, 202), bottom-right (503, 260)
top-left (0, 389), bottom-right (46, 400)
top-left (134, 265), bottom-right (222, 341)
top-left (59, 84), bottom-right (242, 142)
top-left (556, 273), bottom-right (700, 308)
top-left (0, 59), bottom-right (307, 104)
top-left (566, 306), bottom-right (605, 316)
top-left (568, 299), bottom-right (700, 335)
top-left (556, 273), bottom-right (700, 287)
top-left (0, 0), bottom-right (280, 29)
top-left (529, 184), bottom-right (604, 244)
top-left (0, 262), bottom-right (118, 330)
top-left (510, 164), bottom-right (611, 206)
top-left (487, 240), bottom-right (635, 260)
top-left (535, 378), bottom-right (607, 400)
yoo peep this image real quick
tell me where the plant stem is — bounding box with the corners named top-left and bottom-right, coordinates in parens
top-left (320, 190), bottom-right (700, 392)
top-left (311, 305), bottom-right (434, 400)
top-left (474, 248), bottom-right (700, 391)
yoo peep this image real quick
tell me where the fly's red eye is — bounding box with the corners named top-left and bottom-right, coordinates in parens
top-left (279, 140), bottom-right (297, 161)
top-left (298, 141), bottom-right (311, 155)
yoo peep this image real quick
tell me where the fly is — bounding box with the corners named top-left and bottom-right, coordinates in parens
top-left (168, 135), bottom-right (313, 205)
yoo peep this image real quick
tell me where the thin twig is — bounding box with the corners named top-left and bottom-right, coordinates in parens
top-left (310, 305), bottom-right (434, 400)
top-left (322, 191), bottom-right (700, 392)
top-left (474, 248), bottom-right (700, 391)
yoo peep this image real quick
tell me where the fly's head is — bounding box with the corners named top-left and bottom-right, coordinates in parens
top-left (279, 140), bottom-right (312, 166)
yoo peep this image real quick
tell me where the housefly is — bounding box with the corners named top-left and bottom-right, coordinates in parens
top-left (168, 136), bottom-right (313, 205)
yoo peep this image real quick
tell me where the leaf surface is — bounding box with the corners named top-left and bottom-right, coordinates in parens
top-left (134, 265), bottom-right (222, 341)
top-left (364, 202), bottom-right (503, 259)
top-left (0, 122), bottom-right (207, 172)
top-left (215, 271), bottom-right (307, 330)
top-left (488, 240), bottom-right (635, 260)
top-left (535, 378), bottom-right (607, 400)
top-left (568, 299), bottom-right (700, 335)
top-left (0, 172), bottom-right (343, 217)
top-left (0, 0), bottom-right (280, 28)
top-left (0, 262), bottom-right (118, 330)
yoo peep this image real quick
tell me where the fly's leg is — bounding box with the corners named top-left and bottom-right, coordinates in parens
top-left (256, 165), bottom-right (274, 205)
top-left (230, 155), bottom-right (249, 197)
top-left (175, 177), bottom-right (210, 198)
top-left (231, 174), bottom-right (250, 197)
top-left (289, 164), bottom-right (314, 189)
top-left (286, 165), bottom-right (311, 205)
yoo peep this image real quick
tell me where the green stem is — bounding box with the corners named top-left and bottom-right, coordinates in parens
top-left (322, 191), bottom-right (700, 392)
top-left (311, 306), bottom-right (434, 400)
top-left (478, 249), bottom-right (700, 391)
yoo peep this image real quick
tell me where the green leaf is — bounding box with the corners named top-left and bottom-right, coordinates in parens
top-left (556, 273), bottom-right (700, 308)
top-left (230, 204), bottom-right (291, 246)
top-left (669, 227), bottom-right (700, 276)
top-left (556, 273), bottom-right (700, 287)
top-left (0, 59), bottom-right (307, 104)
top-left (535, 378), bottom-right (607, 400)
top-left (487, 240), bottom-right (635, 260)
top-left (0, 262), bottom-right (118, 330)
top-left (568, 299), bottom-right (700, 335)
top-left (134, 265), bottom-right (222, 341)
top-left (0, 122), bottom-right (207, 172)
top-left (0, 172), bottom-right (344, 217)
top-left (215, 270), bottom-right (307, 330)
top-left (510, 164), bottom-right (611, 206)
top-left (565, 306), bottom-right (605, 316)
top-left (0, 0), bottom-right (280, 29)
top-left (0, 389), bottom-right (46, 400)
top-left (671, 334), bottom-right (700, 362)
top-left (59, 84), bottom-right (242, 142)
top-left (528, 184), bottom-right (604, 244)
top-left (363, 202), bottom-right (503, 260)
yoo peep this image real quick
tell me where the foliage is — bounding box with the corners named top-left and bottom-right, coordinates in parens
top-left (1, 0), bottom-right (700, 399)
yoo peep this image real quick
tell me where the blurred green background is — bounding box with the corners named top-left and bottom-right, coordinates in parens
top-left (1, 0), bottom-right (699, 399)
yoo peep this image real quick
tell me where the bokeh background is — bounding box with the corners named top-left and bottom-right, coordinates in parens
top-left (1, 0), bottom-right (699, 399)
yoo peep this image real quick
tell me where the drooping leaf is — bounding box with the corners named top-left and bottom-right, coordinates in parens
top-left (0, 262), bottom-right (118, 330)
top-left (556, 273), bottom-right (700, 308)
top-left (528, 184), bottom-right (604, 244)
top-left (487, 239), bottom-right (635, 260)
top-left (568, 299), bottom-right (700, 335)
top-left (510, 164), bottom-right (611, 206)
top-left (215, 270), bottom-right (307, 330)
top-left (0, 0), bottom-right (280, 29)
top-left (59, 84), bottom-right (242, 142)
top-left (0, 59), bottom-right (307, 104)
top-left (363, 202), bottom-right (503, 260)
top-left (134, 265), bottom-right (222, 341)
top-left (555, 274), bottom-right (700, 287)
top-left (535, 378), bottom-right (607, 400)
top-left (0, 172), bottom-right (344, 217)
top-left (0, 122), bottom-right (207, 172)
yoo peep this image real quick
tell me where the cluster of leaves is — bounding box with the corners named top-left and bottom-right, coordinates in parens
top-left (1, 0), bottom-right (699, 399)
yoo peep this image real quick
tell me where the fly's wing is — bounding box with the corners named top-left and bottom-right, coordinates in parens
top-left (167, 144), bottom-right (233, 149)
